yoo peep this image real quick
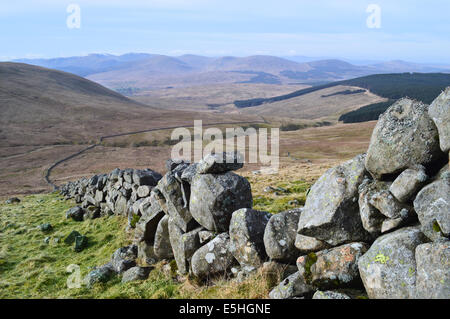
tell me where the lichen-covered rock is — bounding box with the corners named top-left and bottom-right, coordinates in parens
top-left (180, 163), bottom-right (198, 183)
top-left (191, 233), bottom-right (236, 278)
top-left (157, 172), bottom-right (193, 232)
top-left (196, 152), bottom-right (243, 174)
top-left (358, 226), bottom-right (428, 299)
top-left (190, 172), bottom-right (252, 232)
top-left (297, 154), bottom-right (371, 246)
top-left (294, 234), bottom-right (330, 253)
top-left (264, 208), bottom-right (302, 262)
top-left (306, 242), bottom-right (369, 289)
top-left (269, 271), bottom-right (314, 299)
top-left (389, 166), bottom-right (428, 203)
top-left (369, 188), bottom-right (412, 220)
top-left (111, 245), bottom-right (138, 274)
top-left (153, 215), bottom-right (173, 260)
top-left (415, 242), bottom-right (450, 299)
top-left (199, 230), bottom-right (215, 244)
top-left (414, 178), bottom-right (450, 241)
top-left (312, 289), bottom-right (367, 299)
top-left (358, 179), bottom-right (390, 235)
top-left (121, 266), bottom-right (151, 283)
top-left (365, 98), bottom-right (442, 179)
top-left (229, 208), bottom-right (271, 268)
top-left (428, 87), bottom-right (450, 152)
top-left (65, 206), bottom-right (85, 221)
top-left (84, 264), bottom-right (115, 288)
top-left (312, 290), bottom-right (351, 299)
top-left (168, 218), bottom-right (202, 274)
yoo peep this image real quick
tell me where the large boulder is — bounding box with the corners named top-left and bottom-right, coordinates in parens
top-left (365, 98), bottom-right (442, 179)
top-left (153, 215), bottom-right (174, 260)
top-left (190, 233), bottom-right (236, 278)
top-left (297, 154), bottom-right (371, 246)
top-left (168, 218), bottom-right (202, 275)
top-left (428, 87), bottom-right (450, 153)
top-left (358, 226), bottom-right (428, 299)
top-left (190, 172), bottom-right (252, 232)
top-left (196, 152), bottom-right (244, 174)
top-left (229, 208), bottom-right (271, 268)
top-left (415, 242), bottom-right (450, 299)
top-left (134, 204), bottom-right (165, 244)
top-left (414, 177), bottom-right (450, 242)
top-left (264, 208), bottom-right (302, 262)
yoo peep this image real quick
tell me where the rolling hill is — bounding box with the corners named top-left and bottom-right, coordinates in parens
top-left (234, 73), bottom-right (450, 122)
top-left (13, 54), bottom-right (450, 92)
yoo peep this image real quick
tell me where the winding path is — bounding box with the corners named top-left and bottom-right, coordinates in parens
top-left (44, 120), bottom-right (267, 190)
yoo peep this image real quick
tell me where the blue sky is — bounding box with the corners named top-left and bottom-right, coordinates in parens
top-left (1, 0), bottom-right (450, 63)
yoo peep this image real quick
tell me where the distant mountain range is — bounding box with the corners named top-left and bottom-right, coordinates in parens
top-left (13, 54), bottom-right (450, 92)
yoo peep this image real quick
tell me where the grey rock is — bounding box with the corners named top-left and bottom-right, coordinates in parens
top-left (134, 208), bottom-right (165, 244)
top-left (65, 206), bottom-right (85, 221)
top-left (115, 195), bottom-right (128, 216)
top-left (137, 241), bottom-right (157, 266)
top-left (5, 197), bottom-right (20, 204)
top-left (297, 154), bottom-right (371, 246)
top-left (358, 179), bottom-right (387, 235)
top-left (358, 226), bottom-right (428, 299)
top-left (312, 290), bottom-right (351, 299)
top-left (199, 230), bottom-right (215, 244)
top-left (294, 234), bottom-right (330, 254)
top-left (84, 264), bottom-right (115, 287)
top-left (111, 245), bottom-right (138, 274)
top-left (415, 242), bottom-right (450, 299)
top-left (190, 172), bottom-right (253, 232)
top-left (153, 215), bottom-right (174, 260)
top-left (133, 169), bottom-right (162, 186)
top-left (306, 242), bottom-right (369, 289)
top-left (229, 208), bottom-right (271, 268)
top-left (38, 223), bottom-right (52, 232)
top-left (269, 271), bottom-right (314, 299)
top-left (196, 152), bottom-right (244, 174)
top-left (428, 87), bottom-right (450, 152)
top-left (191, 233), bottom-right (236, 278)
top-left (137, 185), bottom-right (151, 198)
top-left (369, 187), bottom-right (412, 219)
top-left (157, 172), bottom-right (193, 232)
top-left (121, 266), bottom-right (152, 283)
top-left (389, 166), bottom-right (428, 203)
top-left (166, 159), bottom-right (187, 172)
top-left (84, 205), bottom-right (100, 220)
top-left (168, 218), bottom-right (202, 274)
top-left (64, 230), bottom-right (82, 245)
top-left (414, 178), bottom-right (450, 242)
top-left (180, 163), bottom-right (199, 183)
top-left (264, 208), bottom-right (302, 262)
top-left (74, 235), bottom-right (88, 252)
top-left (365, 98), bottom-right (442, 179)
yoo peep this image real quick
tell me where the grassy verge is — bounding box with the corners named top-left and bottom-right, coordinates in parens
top-left (0, 189), bottom-right (298, 299)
